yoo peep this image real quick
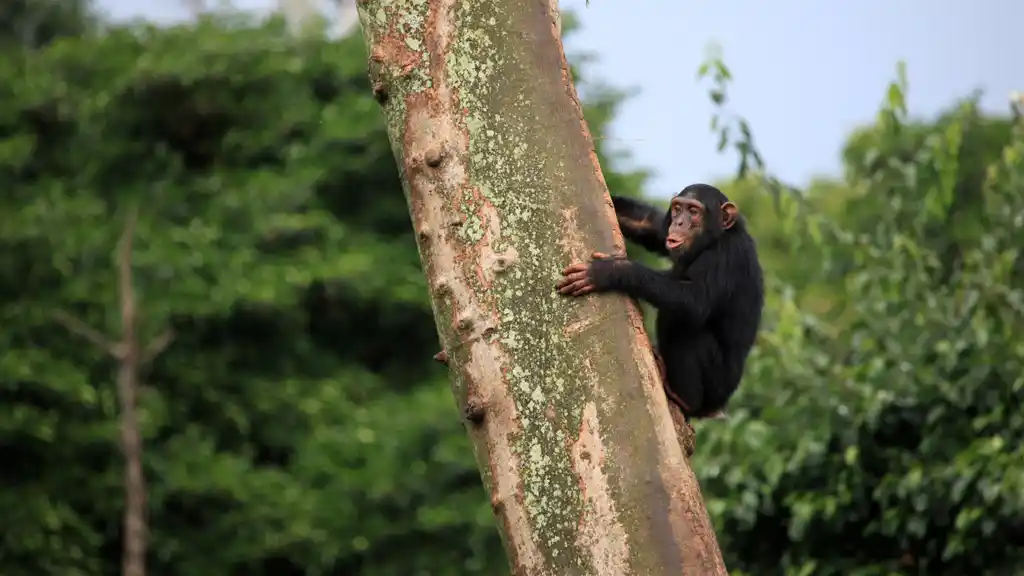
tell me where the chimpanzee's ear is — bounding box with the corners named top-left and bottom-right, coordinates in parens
top-left (721, 202), bottom-right (738, 230)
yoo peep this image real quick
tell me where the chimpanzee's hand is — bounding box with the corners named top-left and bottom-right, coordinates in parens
top-left (556, 252), bottom-right (623, 297)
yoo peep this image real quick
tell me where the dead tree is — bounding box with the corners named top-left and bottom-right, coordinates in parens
top-left (54, 211), bottom-right (172, 576)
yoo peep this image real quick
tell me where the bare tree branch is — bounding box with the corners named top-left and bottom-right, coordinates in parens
top-left (52, 208), bottom-right (172, 576)
top-left (52, 309), bottom-right (115, 353)
top-left (142, 331), bottom-right (174, 366)
top-left (114, 208), bottom-right (147, 576)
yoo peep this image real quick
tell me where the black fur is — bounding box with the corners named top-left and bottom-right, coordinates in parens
top-left (589, 184), bottom-right (764, 419)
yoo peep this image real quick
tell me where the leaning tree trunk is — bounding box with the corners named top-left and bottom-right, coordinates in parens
top-left (357, 1), bottom-right (728, 574)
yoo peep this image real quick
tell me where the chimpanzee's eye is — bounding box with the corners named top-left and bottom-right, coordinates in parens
top-left (688, 206), bottom-right (700, 216)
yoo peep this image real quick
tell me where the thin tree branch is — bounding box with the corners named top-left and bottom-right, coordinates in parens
top-left (52, 309), bottom-right (115, 353)
top-left (142, 331), bottom-right (174, 366)
top-left (114, 208), bottom-right (147, 576)
top-left (118, 209), bottom-right (139, 348)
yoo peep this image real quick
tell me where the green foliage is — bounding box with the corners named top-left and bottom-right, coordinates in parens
top-left (0, 8), bottom-right (646, 576)
top-left (697, 66), bottom-right (1024, 575)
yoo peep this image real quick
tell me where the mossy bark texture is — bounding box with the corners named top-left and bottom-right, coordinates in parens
top-left (357, 0), bottom-right (727, 574)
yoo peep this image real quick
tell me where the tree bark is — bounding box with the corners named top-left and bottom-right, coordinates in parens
top-left (357, 1), bottom-right (727, 574)
top-left (112, 213), bottom-right (148, 576)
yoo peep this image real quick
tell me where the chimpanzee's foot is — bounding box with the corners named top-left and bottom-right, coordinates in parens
top-left (652, 348), bottom-right (691, 414)
top-left (433, 349), bottom-right (449, 365)
top-left (663, 382), bottom-right (690, 413)
top-left (652, 348), bottom-right (667, 381)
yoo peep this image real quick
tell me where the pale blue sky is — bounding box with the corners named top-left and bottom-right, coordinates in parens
top-left (99, 1), bottom-right (1020, 196)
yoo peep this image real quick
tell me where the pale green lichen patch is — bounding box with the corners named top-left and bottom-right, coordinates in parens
top-left (441, 4), bottom-right (607, 573)
top-left (458, 203), bottom-right (486, 243)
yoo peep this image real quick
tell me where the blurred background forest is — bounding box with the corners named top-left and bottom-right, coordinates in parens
top-left (2, 1), bottom-right (1022, 575)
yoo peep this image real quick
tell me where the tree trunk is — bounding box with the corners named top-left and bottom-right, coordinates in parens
top-left (356, 1), bottom-right (728, 574)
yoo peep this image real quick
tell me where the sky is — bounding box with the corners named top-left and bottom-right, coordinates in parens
top-left (99, 0), bottom-right (1021, 197)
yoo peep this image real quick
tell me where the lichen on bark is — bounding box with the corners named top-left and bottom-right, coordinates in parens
top-left (357, 0), bottom-right (727, 574)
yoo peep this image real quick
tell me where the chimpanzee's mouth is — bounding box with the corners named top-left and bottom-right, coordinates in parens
top-left (665, 237), bottom-right (684, 250)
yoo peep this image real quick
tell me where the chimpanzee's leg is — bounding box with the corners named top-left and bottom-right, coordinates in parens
top-left (664, 333), bottom-right (729, 421)
top-left (653, 347), bottom-right (690, 414)
top-left (661, 335), bottom-right (721, 421)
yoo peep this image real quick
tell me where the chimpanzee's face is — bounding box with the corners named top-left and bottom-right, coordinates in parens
top-left (665, 194), bottom-right (706, 256)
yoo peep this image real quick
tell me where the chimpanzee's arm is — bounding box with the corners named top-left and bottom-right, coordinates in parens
top-left (610, 196), bottom-right (669, 256)
top-left (590, 258), bottom-right (714, 327)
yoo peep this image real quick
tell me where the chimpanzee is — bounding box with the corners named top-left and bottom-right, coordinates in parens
top-left (555, 183), bottom-right (764, 420)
